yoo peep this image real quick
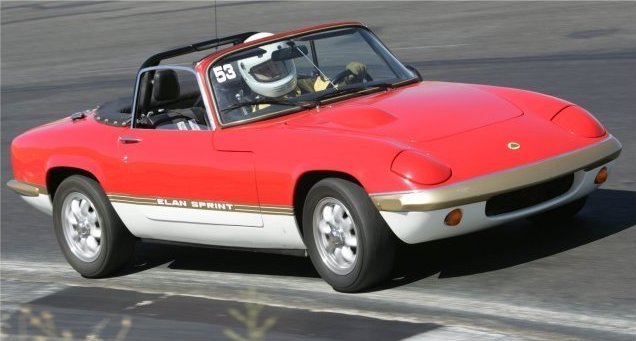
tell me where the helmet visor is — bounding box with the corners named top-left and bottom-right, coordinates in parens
top-left (249, 60), bottom-right (290, 83)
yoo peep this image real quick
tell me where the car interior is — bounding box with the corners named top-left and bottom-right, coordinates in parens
top-left (94, 68), bottom-right (210, 130)
top-left (135, 69), bottom-right (210, 130)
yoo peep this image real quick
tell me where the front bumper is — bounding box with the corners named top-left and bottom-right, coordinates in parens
top-left (370, 135), bottom-right (621, 244)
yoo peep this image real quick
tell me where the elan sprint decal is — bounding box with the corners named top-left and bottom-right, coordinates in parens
top-left (107, 193), bottom-right (293, 215)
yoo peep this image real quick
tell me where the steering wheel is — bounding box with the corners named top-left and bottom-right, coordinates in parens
top-left (328, 69), bottom-right (374, 89)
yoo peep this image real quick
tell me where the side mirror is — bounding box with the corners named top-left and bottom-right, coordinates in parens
top-left (405, 65), bottom-right (423, 81)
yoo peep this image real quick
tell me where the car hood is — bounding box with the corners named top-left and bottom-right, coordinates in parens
top-left (285, 82), bottom-right (523, 143)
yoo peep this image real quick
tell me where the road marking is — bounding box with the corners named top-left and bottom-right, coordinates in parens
top-left (0, 279), bottom-right (67, 313)
top-left (124, 300), bottom-right (154, 310)
top-left (0, 279), bottom-right (68, 333)
top-left (403, 326), bottom-right (519, 341)
top-left (2, 259), bottom-right (635, 338)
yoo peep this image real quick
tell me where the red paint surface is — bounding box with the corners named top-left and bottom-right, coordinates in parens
top-left (391, 150), bottom-right (452, 185)
top-left (9, 22), bottom-right (609, 208)
top-left (552, 105), bottom-right (606, 138)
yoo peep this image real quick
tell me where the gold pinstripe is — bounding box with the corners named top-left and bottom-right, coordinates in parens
top-left (107, 193), bottom-right (294, 215)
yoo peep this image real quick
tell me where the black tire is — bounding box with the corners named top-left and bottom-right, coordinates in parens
top-left (302, 178), bottom-right (395, 292)
top-left (528, 196), bottom-right (588, 225)
top-left (53, 175), bottom-right (136, 277)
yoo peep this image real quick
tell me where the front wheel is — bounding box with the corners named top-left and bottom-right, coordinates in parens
top-left (53, 175), bottom-right (136, 277)
top-left (302, 178), bottom-right (395, 292)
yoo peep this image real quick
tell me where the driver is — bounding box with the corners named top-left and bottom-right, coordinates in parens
top-left (237, 32), bottom-right (298, 98)
top-left (236, 33), bottom-right (368, 110)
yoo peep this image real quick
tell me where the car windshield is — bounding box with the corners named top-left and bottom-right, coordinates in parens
top-left (209, 26), bottom-right (418, 126)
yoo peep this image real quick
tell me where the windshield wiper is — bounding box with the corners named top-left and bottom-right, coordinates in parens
top-left (222, 98), bottom-right (318, 112)
top-left (314, 82), bottom-right (396, 102)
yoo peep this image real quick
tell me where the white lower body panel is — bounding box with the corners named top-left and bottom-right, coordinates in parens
top-left (19, 194), bottom-right (53, 215)
top-left (112, 202), bottom-right (306, 249)
top-left (381, 163), bottom-right (611, 244)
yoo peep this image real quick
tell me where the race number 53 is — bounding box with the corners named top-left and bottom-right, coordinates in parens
top-left (213, 64), bottom-right (236, 83)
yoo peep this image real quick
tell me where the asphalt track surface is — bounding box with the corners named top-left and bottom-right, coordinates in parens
top-left (1, 2), bottom-right (635, 340)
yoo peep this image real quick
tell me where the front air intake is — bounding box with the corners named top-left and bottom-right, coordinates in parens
top-left (485, 173), bottom-right (574, 216)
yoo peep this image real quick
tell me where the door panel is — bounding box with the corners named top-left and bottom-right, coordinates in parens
top-left (111, 129), bottom-right (262, 230)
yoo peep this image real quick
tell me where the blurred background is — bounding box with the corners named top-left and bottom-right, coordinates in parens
top-left (2, 2), bottom-right (635, 340)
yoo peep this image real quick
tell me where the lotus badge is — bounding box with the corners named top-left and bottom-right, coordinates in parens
top-left (507, 142), bottom-right (521, 150)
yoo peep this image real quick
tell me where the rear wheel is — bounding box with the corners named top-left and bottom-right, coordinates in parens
top-left (528, 196), bottom-right (588, 225)
top-left (53, 175), bottom-right (135, 277)
top-left (303, 178), bottom-right (395, 292)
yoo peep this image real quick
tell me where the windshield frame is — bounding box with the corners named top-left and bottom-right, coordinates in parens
top-left (205, 23), bottom-right (418, 128)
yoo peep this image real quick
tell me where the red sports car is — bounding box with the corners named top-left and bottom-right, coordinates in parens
top-left (8, 22), bottom-right (621, 292)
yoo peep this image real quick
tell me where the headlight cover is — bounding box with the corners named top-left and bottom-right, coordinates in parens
top-left (551, 105), bottom-right (605, 138)
top-left (391, 150), bottom-right (452, 185)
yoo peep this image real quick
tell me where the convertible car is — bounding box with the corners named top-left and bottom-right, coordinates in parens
top-left (8, 22), bottom-right (621, 292)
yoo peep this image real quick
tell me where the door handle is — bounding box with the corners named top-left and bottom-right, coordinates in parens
top-left (119, 136), bottom-right (142, 144)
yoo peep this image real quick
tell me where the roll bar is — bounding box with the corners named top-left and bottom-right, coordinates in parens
top-left (140, 31), bottom-right (258, 69)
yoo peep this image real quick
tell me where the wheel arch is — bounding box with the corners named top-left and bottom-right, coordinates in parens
top-left (292, 170), bottom-right (363, 237)
top-left (46, 167), bottom-right (101, 200)
top-left (45, 154), bottom-right (107, 199)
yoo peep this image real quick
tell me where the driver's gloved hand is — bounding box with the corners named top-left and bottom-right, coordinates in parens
top-left (343, 61), bottom-right (368, 85)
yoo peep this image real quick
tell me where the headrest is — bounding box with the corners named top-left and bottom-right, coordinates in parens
top-left (153, 70), bottom-right (180, 101)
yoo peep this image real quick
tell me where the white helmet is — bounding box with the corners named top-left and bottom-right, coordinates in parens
top-left (238, 32), bottom-right (297, 98)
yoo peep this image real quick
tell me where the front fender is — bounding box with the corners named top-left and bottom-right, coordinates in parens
top-left (251, 128), bottom-right (411, 206)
